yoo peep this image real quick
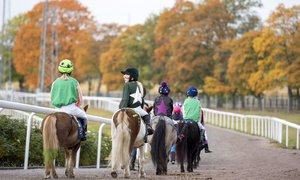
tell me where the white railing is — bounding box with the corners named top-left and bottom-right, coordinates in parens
top-left (0, 90), bottom-right (299, 169)
top-left (0, 100), bottom-right (111, 169)
top-left (202, 108), bottom-right (300, 149)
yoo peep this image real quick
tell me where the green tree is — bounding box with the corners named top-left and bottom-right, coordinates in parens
top-left (0, 14), bottom-right (26, 90)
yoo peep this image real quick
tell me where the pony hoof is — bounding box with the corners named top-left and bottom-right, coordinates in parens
top-left (124, 175), bottom-right (130, 178)
top-left (139, 172), bottom-right (146, 178)
top-left (111, 171), bottom-right (118, 178)
top-left (43, 175), bottom-right (51, 179)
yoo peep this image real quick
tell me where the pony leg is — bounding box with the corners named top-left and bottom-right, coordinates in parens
top-left (180, 162), bottom-right (185, 173)
top-left (123, 162), bottom-right (130, 178)
top-left (68, 144), bottom-right (80, 178)
top-left (64, 149), bottom-right (75, 178)
top-left (187, 152), bottom-right (193, 172)
top-left (110, 141), bottom-right (118, 178)
top-left (138, 146), bottom-right (146, 178)
top-left (44, 160), bottom-right (57, 179)
top-left (64, 148), bottom-right (70, 177)
top-left (51, 162), bottom-right (58, 179)
top-left (44, 167), bottom-right (51, 179)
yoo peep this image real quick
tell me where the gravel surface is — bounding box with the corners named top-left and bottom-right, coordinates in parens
top-left (1, 125), bottom-right (300, 180)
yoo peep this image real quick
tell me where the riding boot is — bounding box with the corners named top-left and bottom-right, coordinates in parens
top-left (142, 114), bottom-right (154, 135)
top-left (83, 119), bottom-right (87, 141)
top-left (204, 144), bottom-right (212, 153)
top-left (77, 117), bottom-right (87, 141)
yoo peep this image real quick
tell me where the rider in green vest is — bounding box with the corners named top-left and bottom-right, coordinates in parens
top-left (183, 86), bottom-right (212, 153)
top-left (51, 59), bottom-right (87, 141)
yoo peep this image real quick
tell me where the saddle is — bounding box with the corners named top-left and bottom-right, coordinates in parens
top-left (70, 115), bottom-right (86, 141)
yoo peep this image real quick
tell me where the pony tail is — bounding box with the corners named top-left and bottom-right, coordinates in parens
top-left (176, 123), bottom-right (188, 164)
top-left (111, 110), bottom-right (131, 169)
top-left (42, 115), bottom-right (59, 168)
top-left (151, 119), bottom-right (166, 166)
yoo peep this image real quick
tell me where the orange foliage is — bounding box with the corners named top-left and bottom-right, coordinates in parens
top-left (13, 0), bottom-right (96, 89)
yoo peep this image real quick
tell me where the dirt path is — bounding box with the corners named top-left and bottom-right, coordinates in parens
top-left (1, 125), bottom-right (300, 179)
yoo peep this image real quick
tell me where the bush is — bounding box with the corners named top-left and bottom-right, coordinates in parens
top-left (0, 115), bottom-right (28, 166)
top-left (0, 115), bottom-right (111, 167)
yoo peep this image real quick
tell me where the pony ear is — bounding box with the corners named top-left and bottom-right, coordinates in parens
top-left (145, 106), bottom-right (153, 113)
top-left (83, 105), bottom-right (89, 112)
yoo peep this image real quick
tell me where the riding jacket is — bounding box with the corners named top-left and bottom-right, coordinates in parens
top-left (153, 95), bottom-right (173, 118)
top-left (119, 81), bottom-right (144, 109)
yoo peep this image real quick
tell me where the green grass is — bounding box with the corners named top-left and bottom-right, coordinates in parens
top-left (221, 109), bottom-right (300, 125)
top-left (36, 108), bottom-right (113, 136)
top-left (86, 108), bottom-right (113, 137)
top-left (208, 109), bottom-right (300, 149)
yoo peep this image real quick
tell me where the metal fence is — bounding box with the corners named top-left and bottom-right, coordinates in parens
top-left (0, 100), bottom-right (111, 169)
top-left (0, 90), bottom-right (299, 170)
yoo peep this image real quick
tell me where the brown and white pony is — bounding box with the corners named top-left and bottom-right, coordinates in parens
top-left (110, 108), bottom-right (146, 178)
top-left (41, 105), bottom-right (88, 179)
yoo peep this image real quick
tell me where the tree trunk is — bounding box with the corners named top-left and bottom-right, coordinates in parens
top-left (18, 78), bottom-right (24, 91)
top-left (205, 94), bottom-right (210, 108)
top-left (88, 78), bottom-right (92, 96)
top-left (217, 95), bottom-right (223, 108)
top-left (297, 88), bottom-right (300, 111)
top-left (232, 92), bottom-right (236, 109)
top-left (257, 95), bottom-right (263, 110)
top-left (241, 95), bottom-right (245, 109)
top-left (96, 78), bottom-right (102, 96)
top-left (287, 86), bottom-right (293, 112)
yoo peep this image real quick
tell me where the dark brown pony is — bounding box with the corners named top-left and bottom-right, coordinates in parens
top-left (41, 105), bottom-right (88, 179)
top-left (176, 120), bottom-right (200, 173)
top-left (110, 108), bottom-right (146, 178)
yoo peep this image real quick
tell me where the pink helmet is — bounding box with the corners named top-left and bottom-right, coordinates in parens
top-left (173, 106), bottom-right (181, 113)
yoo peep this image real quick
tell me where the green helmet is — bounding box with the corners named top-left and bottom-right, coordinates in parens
top-left (58, 59), bottom-right (73, 74)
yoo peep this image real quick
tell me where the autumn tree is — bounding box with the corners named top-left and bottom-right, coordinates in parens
top-left (155, 0), bottom-right (235, 94)
top-left (223, 0), bottom-right (262, 34)
top-left (262, 4), bottom-right (300, 111)
top-left (227, 31), bottom-right (263, 107)
top-left (93, 23), bottom-right (126, 95)
top-left (13, 0), bottom-right (96, 90)
top-left (99, 14), bottom-right (158, 92)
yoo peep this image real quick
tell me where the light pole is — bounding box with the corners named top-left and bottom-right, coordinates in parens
top-left (0, 0), bottom-right (6, 88)
top-left (38, 0), bottom-right (48, 92)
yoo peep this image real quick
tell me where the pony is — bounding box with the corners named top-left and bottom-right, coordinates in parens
top-left (149, 116), bottom-right (177, 175)
top-left (41, 105), bottom-right (88, 179)
top-left (110, 108), bottom-right (146, 178)
top-left (176, 119), bottom-right (200, 173)
top-left (194, 129), bottom-right (206, 168)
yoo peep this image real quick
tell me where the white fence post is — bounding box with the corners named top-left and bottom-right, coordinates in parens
top-left (76, 147), bottom-right (81, 168)
top-left (97, 123), bottom-right (106, 169)
top-left (24, 112), bottom-right (35, 170)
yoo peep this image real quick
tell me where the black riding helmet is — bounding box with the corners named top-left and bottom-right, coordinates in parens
top-left (121, 68), bottom-right (139, 81)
